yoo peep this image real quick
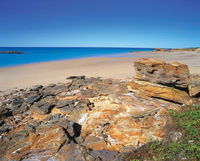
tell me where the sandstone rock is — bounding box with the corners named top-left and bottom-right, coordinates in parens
top-left (54, 143), bottom-right (96, 161)
top-left (128, 80), bottom-right (191, 104)
top-left (188, 74), bottom-right (200, 97)
top-left (10, 98), bottom-right (23, 108)
top-left (134, 58), bottom-right (190, 88)
top-left (25, 95), bottom-right (41, 104)
top-left (0, 107), bottom-right (12, 118)
top-left (4, 126), bottom-right (68, 161)
top-left (12, 103), bottom-right (29, 115)
top-left (0, 76), bottom-right (187, 160)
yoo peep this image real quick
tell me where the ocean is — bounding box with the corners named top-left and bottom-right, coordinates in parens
top-left (0, 47), bottom-right (153, 67)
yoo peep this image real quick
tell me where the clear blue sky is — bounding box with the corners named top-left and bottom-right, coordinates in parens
top-left (0, 0), bottom-right (200, 48)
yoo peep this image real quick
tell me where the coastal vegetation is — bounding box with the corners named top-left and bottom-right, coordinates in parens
top-left (127, 104), bottom-right (200, 161)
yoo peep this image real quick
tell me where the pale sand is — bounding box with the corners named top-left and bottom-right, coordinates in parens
top-left (0, 51), bottom-right (200, 91)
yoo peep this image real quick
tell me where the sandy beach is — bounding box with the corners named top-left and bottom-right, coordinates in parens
top-left (0, 51), bottom-right (200, 91)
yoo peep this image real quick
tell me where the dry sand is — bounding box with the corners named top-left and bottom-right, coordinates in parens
top-left (0, 51), bottom-right (200, 91)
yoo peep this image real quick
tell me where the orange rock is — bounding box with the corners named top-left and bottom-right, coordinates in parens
top-left (6, 126), bottom-right (68, 161)
top-left (188, 74), bottom-right (200, 97)
top-left (134, 58), bottom-right (190, 88)
top-left (81, 136), bottom-right (108, 150)
top-left (128, 80), bottom-right (192, 104)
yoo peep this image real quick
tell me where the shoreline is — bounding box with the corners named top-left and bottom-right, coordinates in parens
top-left (0, 50), bottom-right (200, 91)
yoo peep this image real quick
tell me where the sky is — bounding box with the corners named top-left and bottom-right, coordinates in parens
top-left (0, 0), bottom-right (200, 48)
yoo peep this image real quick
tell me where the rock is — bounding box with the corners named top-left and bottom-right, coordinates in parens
top-left (128, 80), bottom-right (191, 104)
top-left (0, 108), bottom-right (12, 118)
top-left (30, 85), bottom-right (43, 91)
top-left (134, 58), bottom-right (190, 89)
top-left (56, 100), bottom-right (74, 108)
top-left (37, 103), bottom-right (55, 114)
top-left (25, 95), bottom-right (41, 104)
top-left (90, 150), bottom-right (119, 161)
top-left (10, 98), bottom-right (23, 108)
top-left (168, 131), bottom-right (182, 142)
top-left (0, 120), bottom-right (4, 126)
top-left (188, 74), bottom-right (200, 97)
top-left (81, 136), bottom-right (107, 150)
top-left (54, 143), bottom-right (95, 161)
top-left (47, 83), bottom-right (56, 87)
top-left (4, 126), bottom-right (68, 161)
top-left (0, 124), bottom-right (12, 134)
top-left (12, 103), bottom-right (29, 115)
top-left (42, 91), bottom-right (56, 98)
top-left (67, 75), bottom-right (86, 80)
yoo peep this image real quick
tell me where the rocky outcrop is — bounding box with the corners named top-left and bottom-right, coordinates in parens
top-left (134, 58), bottom-right (190, 89)
top-left (0, 58), bottom-right (199, 161)
top-left (128, 80), bottom-right (192, 104)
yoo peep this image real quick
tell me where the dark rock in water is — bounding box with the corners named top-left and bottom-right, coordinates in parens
top-left (10, 98), bottom-right (23, 108)
top-left (67, 75), bottom-right (86, 80)
top-left (30, 85), bottom-right (43, 91)
top-left (0, 51), bottom-right (23, 54)
top-left (25, 95), bottom-right (41, 104)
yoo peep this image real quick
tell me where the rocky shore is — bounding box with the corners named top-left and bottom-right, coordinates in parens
top-left (0, 58), bottom-right (200, 161)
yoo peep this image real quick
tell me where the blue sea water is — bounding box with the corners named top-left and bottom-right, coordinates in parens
top-left (0, 47), bottom-right (153, 67)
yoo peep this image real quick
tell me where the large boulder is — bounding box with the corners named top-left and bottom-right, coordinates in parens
top-left (134, 58), bottom-right (190, 89)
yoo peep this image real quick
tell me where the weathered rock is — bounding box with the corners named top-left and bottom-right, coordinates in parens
top-left (12, 103), bottom-right (29, 115)
top-left (10, 98), bottom-right (23, 108)
top-left (90, 150), bottom-right (119, 161)
top-left (128, 80), bottom-right (192, 104)
top-left (4, 126), bottom-right (68, 161)
top-left (188, 74), bottom-right (200, 97)
top-left (134, 58), bottom-right (190, 88)
top-left (30, 85), bottom-right (43, 91)
top-left (25, 95), bottom-right (41, 104)
top-left (67, 75), bottom-right (86, 80)
top-left (168, 131), bottom-right (182, 142)
top-left (0, 107), bottom-right (12, 118)
top-left (54, 143), bottom-right (96, 161)
top-left (0, 75), bottom-right (191, 160)
top-left (0, 120), bottom-right (4, 126)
